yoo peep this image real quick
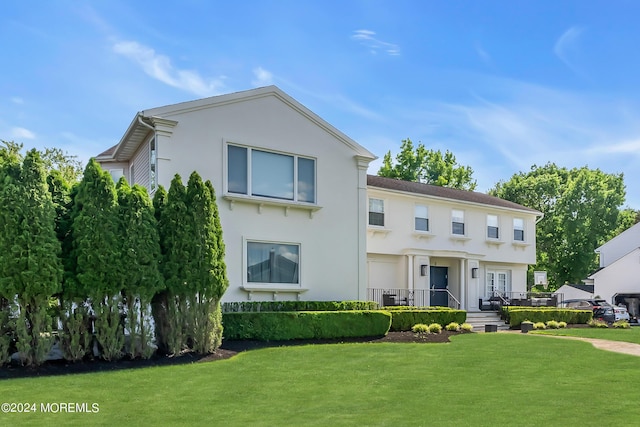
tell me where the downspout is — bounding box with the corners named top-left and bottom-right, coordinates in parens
top-left (535, 212), bottom-right (545, 224)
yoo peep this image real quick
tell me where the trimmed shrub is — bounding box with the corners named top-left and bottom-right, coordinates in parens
top-left (558, 321), bottom-right (567, 328)
top-left (546, 320), bottom-right (559, 329)
top-left (588, 318), bottom-right (608, 328)
top-left (388, 309), bottom-right (466, 332)
top-left (533, 322), bottom-right (546, 330)
top-left (506, 308), bottom-right (592, 327)
top-left (460, 323), bottom-right (473, 332)
top-left (445, 322), bottom-right (460, 332)
top-left (411, 323), bottom-right (429, 334)
top-left (222, 310), bottom-right (391, 341)
top-left (222, 301), bottom-right (378, 313)
top-left (612, 320), bottom-right (630, 329)
top-left (428, 323), bottom-right (442, 334)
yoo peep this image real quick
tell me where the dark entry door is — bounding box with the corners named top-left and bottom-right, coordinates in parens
top-left (430, 266), bottom-right (449, 307)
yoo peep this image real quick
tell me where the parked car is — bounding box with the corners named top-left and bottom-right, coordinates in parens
top-left (561, 299), bottom-right (615, 323)
top-left (614, 305), bottom-right (630, 322)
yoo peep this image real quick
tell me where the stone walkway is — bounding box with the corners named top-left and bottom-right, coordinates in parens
top-left (504, 331), bottom-right (640, 357)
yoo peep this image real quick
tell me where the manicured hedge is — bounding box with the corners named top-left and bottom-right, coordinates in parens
top-left (385, 309), bottom-right (466, 332)
top-left (505, 308), bottom-right (592, 327)
top-left (222, 310), bottom-right (392, 341)
top-left (222, 300), bottom-right (378, 313)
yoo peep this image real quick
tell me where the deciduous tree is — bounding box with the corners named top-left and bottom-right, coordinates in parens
top-left (378, 138), bottom-right (477, 190)
top-left (490, 163), bottom-right (627, 289)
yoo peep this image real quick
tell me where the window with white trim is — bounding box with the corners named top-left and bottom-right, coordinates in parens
top-left (369, 198), bottom-right (385, 226)
top-left (415, 205), bottom-right (429, 231)
top-left (149, 137), bottom-right (157, 191)
top-left (247, 241), bottom-right (300, 284)
top-left (452, 209), bottom-right (465, 235)
top-left (513, 218), bottom-right (524, 241)
top-left (487, 214), bottom-right (499, 239)
top-left (227, 144), bottom-right (316, 203)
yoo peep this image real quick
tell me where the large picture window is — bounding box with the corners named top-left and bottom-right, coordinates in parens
top-left (247, 241), bottom-right (299, 284)
top-left (227, 144), bottom-right (316, 203)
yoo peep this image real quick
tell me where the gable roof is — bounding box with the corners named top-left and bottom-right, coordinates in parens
top-left (367, 175), bottom-right (542, 215)
top-left (560, 283), bottom-right (595, 293)
top-left (96, 85), bottom-right (376, 162)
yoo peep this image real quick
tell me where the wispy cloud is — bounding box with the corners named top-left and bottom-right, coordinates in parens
top-left (351, 30), bottom-right (400, 56)
top-left (113, 40), bottom-right (225, 97)
top-left (252, 67), bottom-right (274, 87)
top-left (10, 127), bottom-right (36, 140)
top-left (11, 97), bottom-right (24, 105)
top-left (554, 26), bottom-right (585, 75)
top-left (475, 43), bottom-right (492, 65)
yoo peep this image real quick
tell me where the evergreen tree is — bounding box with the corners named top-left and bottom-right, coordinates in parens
top-left (117, 179), bottom-right (163, 358)
top-left (71, 159), bottom-right (123, 361)
top-left (0, 150), bottom-right (62, 365)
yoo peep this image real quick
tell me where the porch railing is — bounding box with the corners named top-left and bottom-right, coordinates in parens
top-left (482, 291), bottom-right (563, 310)
top-left (367, 288), bottom-right (461, 309)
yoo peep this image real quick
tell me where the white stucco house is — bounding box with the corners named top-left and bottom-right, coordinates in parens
top-left (366, 175), bottom-right (542, 311)
top-left (96, 85), bottom-right (542, 311)
top-left (585, 222), bottom-right (640, 317)
top-left (96, 86), bottom-right (377, 303)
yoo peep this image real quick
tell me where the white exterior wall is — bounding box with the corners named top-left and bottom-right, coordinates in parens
top-left (366, 187), bottom-right (537, 310)
top-left (596, 222), bottom-right (640, 268)
top-left (591, 248), bottom-right (640, 303)
top-left (141, 92), bottom-right (372, 302)
top-left (554, 285), bottom-right (593, 301)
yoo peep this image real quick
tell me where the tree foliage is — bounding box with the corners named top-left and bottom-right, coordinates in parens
top-left (0, 149), bottom-right (63, 365)
top-left (490, 163), bottom-right (627, 289)
top-left (378, 138), bottom-right (477, 190)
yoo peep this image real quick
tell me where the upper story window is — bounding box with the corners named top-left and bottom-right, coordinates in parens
top-left (452, 209), bottom-right (465, 235)
top-left (149, 137), bottom-right (157, 191)
top-left (369, 198), bottom-right (385, 226)
top-left (227, 144), bottom-right (316, 203)
top-left (513, 218), bottom-right (525, 241)
top-left (415, 205), bottom-right (429, 231)
top-left (487, 215), bottom-right (499, 239)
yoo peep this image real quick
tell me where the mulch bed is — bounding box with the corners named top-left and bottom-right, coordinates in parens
top-left (0, 331), bottom-right (462, 380)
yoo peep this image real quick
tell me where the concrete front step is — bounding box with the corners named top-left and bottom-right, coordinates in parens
top-left (465, 312), bottom-right (510, 331)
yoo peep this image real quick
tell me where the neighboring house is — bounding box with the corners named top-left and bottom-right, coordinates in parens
top-left (366, 175), bottom-right (542, 311)
top-left (96, 85), bottom-right (542, 311)
top-left (586, 222), bottom-right (640, 316)
top-left (96, 86), bottom-right (377, 303)
top-left (554, 284), bottom-right (594, 301)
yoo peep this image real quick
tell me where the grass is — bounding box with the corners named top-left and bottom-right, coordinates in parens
top-left (1, 333), bottom-right (639, 426)
top-left (533, 325), bottom-right (640, 343)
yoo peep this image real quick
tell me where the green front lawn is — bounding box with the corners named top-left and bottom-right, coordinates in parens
top-left (533, 325), bottom-right (640, 343)
top-left (1, 333), bottom-right (638, 426)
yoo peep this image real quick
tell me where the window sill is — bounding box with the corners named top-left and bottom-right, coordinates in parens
top-left (485, 239), bottom-right (505, 246)
top-left (512, 241), bottom-right (530, 248)
top-left (240, 285), bottom-right (309, 301)
top-left (223, 194), bottom-right (322, 218)
top-left (449, 235), bottom-right (471, 242)
top-left (368, 227), bottom-right (391, 237)
top-left (412, 231), bottom-right (434, 240)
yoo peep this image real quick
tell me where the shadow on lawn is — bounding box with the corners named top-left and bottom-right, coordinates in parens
top-left (0, 331), bottom-right (466, 379)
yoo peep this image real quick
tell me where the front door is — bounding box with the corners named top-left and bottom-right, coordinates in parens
top-left (430, 266), bottom-right (449, 307)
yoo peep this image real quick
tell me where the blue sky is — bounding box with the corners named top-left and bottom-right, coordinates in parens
top-left (3, 1), bottom-right (640, 207)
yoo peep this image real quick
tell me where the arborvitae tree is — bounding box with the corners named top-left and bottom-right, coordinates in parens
top-left (185, 172), bottom-right (222, 353)
top-left (157, 175), bottom-right (192, 355)
top-left (0, 150), bottom-right (62, 366)
top-left (72, 159), bottom-right (123, 361)
top-left (151, 185), bottom-right (170, 354)
top-left (116, 179), bottom-right (163, 358)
